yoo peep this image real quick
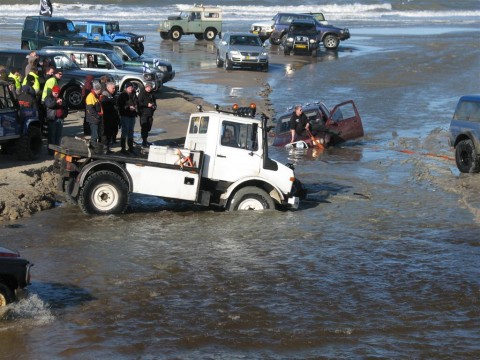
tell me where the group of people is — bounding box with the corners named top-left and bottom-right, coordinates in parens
top-left (83, 79), bottom-right (157, 155)
top-left (1, 50), bottom-right (68, 155)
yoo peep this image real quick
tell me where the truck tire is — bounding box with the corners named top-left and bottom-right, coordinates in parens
top-left (170, 27), bottom-right (182, 41)
top-left (194, 33), bottom-right (204, 40)
top-left (160, 32), bottom-right (169, 40)
top-left (215, 52), bottom-right (224, 67)
top-left (269, 37), bottom-right (281, 45)
top-left (323, 34), bottom-right (339, 50)
top-left (64, 86), bottom-right (83, 110)
top-left (0, 283), bottom-right (15, 307)
top-left (455, 139), bottom-right (480, 173)
top-left (228, 186), bottom-right (275, 211)
top-left (204, 28), bottom-right (217, 41)
top-left (79, 170), bottom-right (129, 215)
top-left (15, 126), bottom-right (43, 160)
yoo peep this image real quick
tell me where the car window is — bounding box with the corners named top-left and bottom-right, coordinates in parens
top-left (106, 22), bottom-right (119, 33)
top-left (91, 25), bottom-right (104, 35)
top-left (454, 100), bottom-right (480, 123)
top-left (221, 121), bottom-right (258, 150)
top-left (75, 24), bottom-right (87, 32)
top-left (189, 116), bottom-right (209, 134)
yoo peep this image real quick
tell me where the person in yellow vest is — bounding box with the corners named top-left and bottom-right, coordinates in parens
top-left (22, 69), bottom-right (41, 95)
top-left (42, 68), bottom-right (63, 102)
top-left (85, 81), bottom-right (104, 147)
top-left (7, 68), bottom-right (22, 94)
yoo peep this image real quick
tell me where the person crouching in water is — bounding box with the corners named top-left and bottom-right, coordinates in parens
top-left (117, 82), bottom-right (138, 155)
top-left (100, 81), bottom-right (120, 154)
top-left (137, 82), bottom-right (157, 148)
top-left (85, 81), bottom-right (104, 151)
top-left (44, 85), bottom-right (67, 155)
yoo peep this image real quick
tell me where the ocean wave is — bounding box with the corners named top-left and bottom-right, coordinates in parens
top-left (0, 3), bottom-right (478, 23)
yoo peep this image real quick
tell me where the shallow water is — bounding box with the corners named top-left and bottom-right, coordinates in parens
top-left (1, 6), bottom-right (480, 360)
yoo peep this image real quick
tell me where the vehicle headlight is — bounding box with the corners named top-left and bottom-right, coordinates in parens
top-left (287, 37), bottom-right (294, 42)
top-left (143, 73), bottom-right (154, 80)
top-left (309, 39), bottom-right (316, 43)
top-left (229, 50), bottom-right (240, 56)
top-left (63, 40), bottom-right (70, 45)
top-left (261, 51), bottom-right (268, 56)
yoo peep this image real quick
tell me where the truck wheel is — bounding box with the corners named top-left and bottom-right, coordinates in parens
top-left (204, 28), bottom-right (217, 41)
top-left (455, 139), bottom-right (480, 173)
top-left (228, 186), bottom-right (275, 211)
top-left (269, 37), bottom-right (281, 45)
top-left (215, 52), bottom-right (224, 67)
top-left (64, 86), bottom-right (83, 110)
top-left (79, 170), bottom-right (129, 214)
top-left (323, 35), bottom-right (339, 50)
top-left (194, 33), bottom-right (204, 40)
top-left (224, 56), bottom-right (233, 70)
top-left (160, 32), bottom-right (169, 40)
top-left (16, 126), bottom-right (43, 160)
top-left (170, 28), bottom-right (182, 41)
top-left (0, 283), bottom-right (15, 307)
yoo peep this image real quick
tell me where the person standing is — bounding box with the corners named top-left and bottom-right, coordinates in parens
top-left (85, 81), bottom-right (104, 147)
top-left (81, 74), bottom-right (94, 136)
top-left (100, 81), bottom-right (120, 154)
top-left (117, 82), bottom-right (138, 155)
top-left (41, 68), bottom-right (62, 102)
top-left (289, 105), bottom-right (310, 143)
top-left (44, 85), bottom-right (67, 154)
top-left (137, 82), bottom-right (157, 148)
top-left (7, 68), bottom-right (22, 94)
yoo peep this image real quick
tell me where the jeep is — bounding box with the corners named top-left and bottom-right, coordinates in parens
top-left (158, 5), bottom-right (222, 41)
top-left (72, 41), bottom-right (175, 84)
top-left (269, 12), bottom-right (350, 50)
top-left (448, 95), bottom-right (480, 173)
top-left (0, 246), bottom-right (32, 306)
top-left (73, 20), bottom-right (146, 55)
top-left (282, 20), bottom-right (320, 57)
top-left (21, 16), bottom-right (86, 50)
top-left (0, 81), bottom-right (43, 160)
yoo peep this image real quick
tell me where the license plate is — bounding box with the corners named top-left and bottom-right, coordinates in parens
top-left (245, 56), bottom-right (257, 60)
top-left (252, 31), bottom-right (259, 34)
top-left (295, 44), bottom-right (307, 49)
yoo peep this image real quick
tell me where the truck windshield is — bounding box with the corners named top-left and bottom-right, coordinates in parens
top-left (106, 22), bottom-right (120, 33)
top-left (45, 21), bottom-right (76, 35)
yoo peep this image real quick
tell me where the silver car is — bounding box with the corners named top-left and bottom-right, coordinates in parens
top-left (216, 32), bottom-right (268, 72)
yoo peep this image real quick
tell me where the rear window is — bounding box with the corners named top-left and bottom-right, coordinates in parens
top-left (23, 19), bottom-right (37, 32)
top-left (454, 100), bottom-right (480, 123)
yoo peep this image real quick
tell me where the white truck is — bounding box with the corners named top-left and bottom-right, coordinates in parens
top-left (51, 105), bottom-right (304, 214)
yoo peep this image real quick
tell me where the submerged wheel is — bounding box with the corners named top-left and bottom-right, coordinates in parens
top-left (269, 37), bottom-right (281, 45)
top-left (15, 126), bottom-right (43, 160)
top-left (194, 33), bottom-right (204, 40)
top-left (228, 186), bottom-right (275, 211)
top-left (455, 139), bottom-right (480, 173)
top-left (79, 170), bottom-right (129, 214)
top-left (0, 283), bottom-right (15, 307)
top-left (323, 34), bottom-right (339, 50)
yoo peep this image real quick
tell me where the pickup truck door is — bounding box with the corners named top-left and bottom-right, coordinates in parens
top-left (211, 120), bottom-right (262, 182)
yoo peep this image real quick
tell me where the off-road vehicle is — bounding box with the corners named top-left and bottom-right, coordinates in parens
top-left (0, 80), bottom-right (43, 160)
top-left (0, 246), bottom-right (32, 307)
top-left (216, 32), bottom-right (269, 71)
top-left (21, 16), bottom-right (86, 50)
top-left (73, 20), bottom-right (146, 54)
top-left (158, 5), bottom-right (222, 41)
top-left (449, 95), bottom-right (480, 173)
top-left (269, 12), bottom-right (350, 50)
top-left (282, 20), bottom-right (320, 56)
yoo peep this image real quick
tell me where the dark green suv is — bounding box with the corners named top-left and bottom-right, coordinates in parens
top-left (21, 16), bottom-right (86, 50)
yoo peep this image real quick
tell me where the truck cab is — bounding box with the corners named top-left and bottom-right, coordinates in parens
top-left (73, 20), bottom-right (146, 54)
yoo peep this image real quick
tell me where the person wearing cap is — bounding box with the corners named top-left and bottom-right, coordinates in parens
top-left (41, 68), bottom-right (63, 102)
top-left (117, 82), bottom-right (138, 155)
top-left (44, 85), bottom-right (68, 154)
top-left (137, 81), bottom-right (157, 148)
top-left (85, 81), bottom-right (104, 147)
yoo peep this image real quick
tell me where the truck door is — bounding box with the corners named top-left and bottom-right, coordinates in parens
top-left (211, 120), bottom-right (262, 182)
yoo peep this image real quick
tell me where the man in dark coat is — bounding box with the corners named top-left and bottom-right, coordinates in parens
top-left (100, 81), bottom-right (120, 154)
top-left (137, 82), bottom-right (157, 148)
top-left (44, 85), bottom-right (67, 154)
top-left (117, 82), bottom-right (138, 155)
top-left (289, 105), bottom-right (309, 143)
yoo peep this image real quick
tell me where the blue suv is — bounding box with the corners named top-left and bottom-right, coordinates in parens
top-left (449, 95), bottom-right (480, 173)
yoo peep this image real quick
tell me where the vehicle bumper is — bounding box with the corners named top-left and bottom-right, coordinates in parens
top-left (287, 196), bottom-right (300, 209)
top-left (339, 28), bottom-right (350, 40)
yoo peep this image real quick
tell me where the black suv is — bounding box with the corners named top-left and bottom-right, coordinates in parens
top-left (0, 246), bottom-right (32, 306)
top-left (282, 20), bottom-right (319, 56)
top-left (21, 16), bottom-right (86, 50)
top-left (270, 12), bottom-right (350, 50)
